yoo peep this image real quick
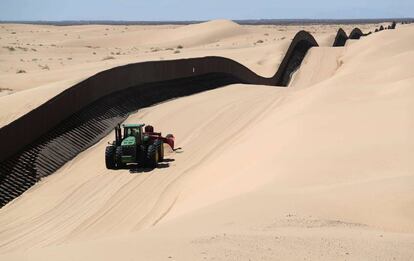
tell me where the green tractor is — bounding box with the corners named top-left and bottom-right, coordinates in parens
top-left (105, 123), bottom-right (175, 169)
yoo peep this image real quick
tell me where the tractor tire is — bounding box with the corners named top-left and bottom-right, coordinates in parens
top-left (115, 146), bottom-right (125, 169)
top-left (105, 146), bottom-right (116, 169)
top-left (137, 144), bottom-right (146, 164)
top-left (146, 144), bottom-right (159, 168)
top-left (154, 139), bottom-right (164, 162)
top-left (166, 134), bottom-right (174, 139)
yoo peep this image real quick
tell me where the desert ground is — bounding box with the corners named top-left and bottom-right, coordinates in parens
top-left (0, 20), bottom-right (414, 260)
top-left (0, 20), bottom-right (386, 126)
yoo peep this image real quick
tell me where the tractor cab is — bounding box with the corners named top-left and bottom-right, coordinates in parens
top-left (123, 124), bottom-right (143, 138)
top-left (114, 123), bottom-right (145, 146)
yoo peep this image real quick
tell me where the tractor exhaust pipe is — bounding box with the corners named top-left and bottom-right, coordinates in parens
top-left (115, 124), bottom-right (122, 146)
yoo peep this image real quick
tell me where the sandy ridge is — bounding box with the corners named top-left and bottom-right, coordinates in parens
top-left (0, 22), bottom-right (413, 260)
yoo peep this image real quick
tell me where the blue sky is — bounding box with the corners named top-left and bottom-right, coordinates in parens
top-left (0, 0), bottom-right (412, 21)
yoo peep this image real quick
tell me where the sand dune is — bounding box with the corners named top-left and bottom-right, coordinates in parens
top-left (0, 23), bottom-right (413, 260)
top-left (0, 25), bottom-right (380, 202)
top-left (0, 20), bottom-right (383, 128)
top-left (289, 47), bottom-right (344, 88)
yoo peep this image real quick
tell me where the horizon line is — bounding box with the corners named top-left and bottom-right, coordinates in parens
top-left (0, 18), bottom-right (412, 26)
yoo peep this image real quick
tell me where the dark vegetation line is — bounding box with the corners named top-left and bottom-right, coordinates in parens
top-left (0, 19), bottom-right (410, 26)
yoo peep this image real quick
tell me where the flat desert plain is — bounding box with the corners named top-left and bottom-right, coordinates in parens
top-left (0, 20), bottom-right (413, 260)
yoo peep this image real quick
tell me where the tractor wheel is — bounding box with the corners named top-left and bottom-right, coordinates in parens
top-left (115, 146), bottom-right (125, 169)
top-left (146, 144), bottom-right (159, 168)
top-left (137, 144), bottom-right (146, 164)
top-left (155, 139), bottom-right (164, 162)
top-left (166, 134), bottom-right (174, 139)
top-left (105, 146), bottom-right (116, 169)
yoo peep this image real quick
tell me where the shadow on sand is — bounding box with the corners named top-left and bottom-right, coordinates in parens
top-left (127, 158), bottom-right (175, 174)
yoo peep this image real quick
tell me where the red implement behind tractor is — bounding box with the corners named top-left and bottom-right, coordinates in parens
top-left (143, 125), bottom-right (175, 154)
